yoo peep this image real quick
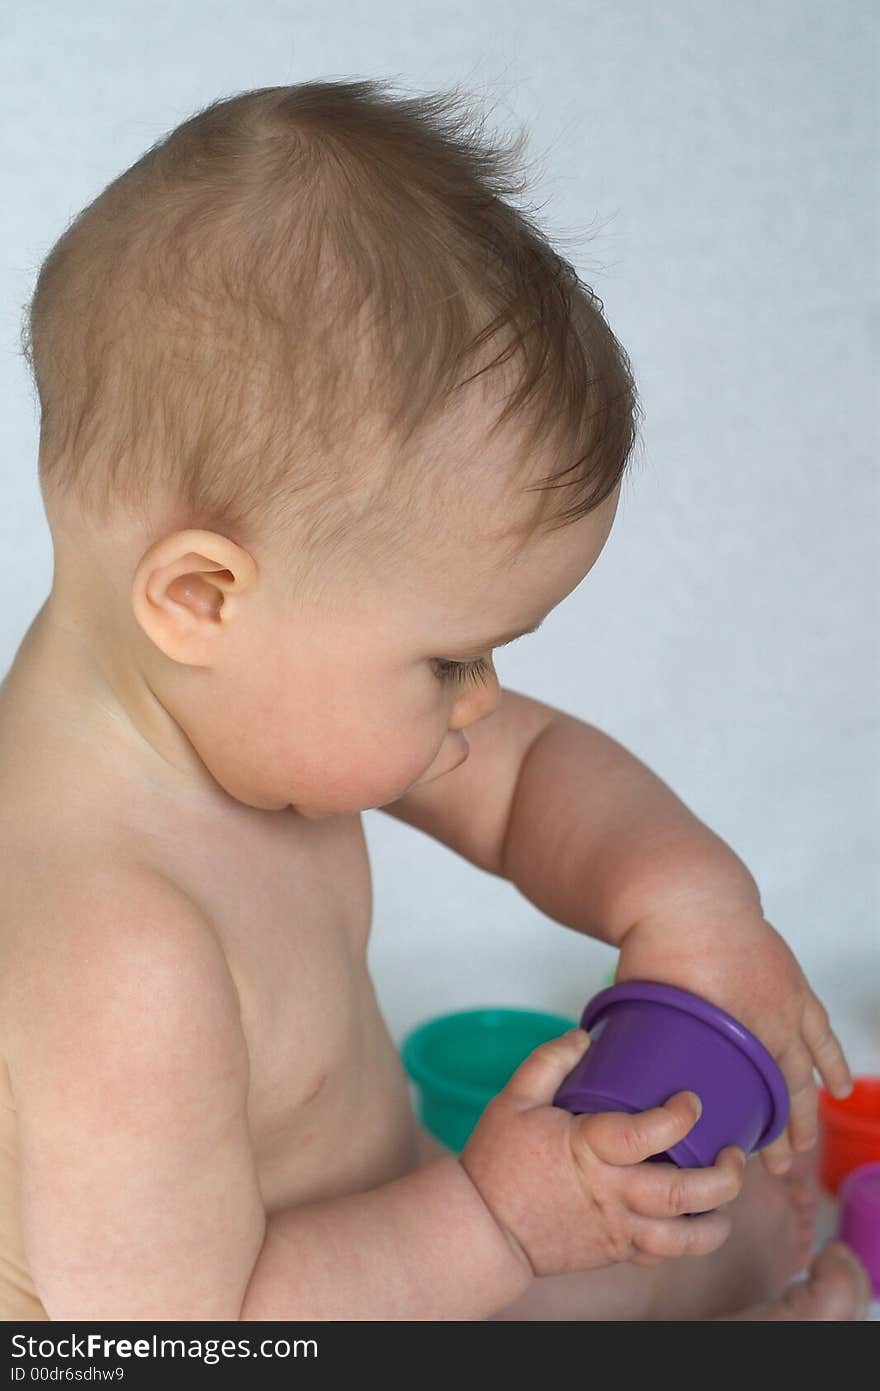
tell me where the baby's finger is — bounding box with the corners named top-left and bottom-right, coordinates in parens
top-left (769, 1036), bottom-right (824, 1166)
top-left (630, 1207), bottom-right (733, 1261)
top-left (760, 1127), bottom-right (793, 1175)
top-left (630, 1249), bottom-right (664, 1268)
top-left (504, 1029), bottom-right (591, 1109)
top-left (787, 1073), bottom-right (820, 1155)
top-left (788, 1090), bottom-right (819, 1155)
top-left (802, 994), bottom-right (852, 1100)
top-left (624, 1146), bottom-right (746, 1219)
top-left (578, 1091), bottom-right (702, 1167)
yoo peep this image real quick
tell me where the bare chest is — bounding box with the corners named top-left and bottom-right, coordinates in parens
top-left (135, 806), bottom-right (421, 1212)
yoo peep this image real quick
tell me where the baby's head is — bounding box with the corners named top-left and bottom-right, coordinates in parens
top-left (20, 80), bottom-right (639, 817)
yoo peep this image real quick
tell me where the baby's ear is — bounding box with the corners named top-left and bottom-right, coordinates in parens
top-left (131, 529), bottom-right (258, 664)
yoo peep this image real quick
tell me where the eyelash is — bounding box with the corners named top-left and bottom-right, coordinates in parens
top-left (431, 656), bottom-right (493, 687)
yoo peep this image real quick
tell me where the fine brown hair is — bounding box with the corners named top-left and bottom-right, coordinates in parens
top-left (19, 78), bottom-right (641, 584)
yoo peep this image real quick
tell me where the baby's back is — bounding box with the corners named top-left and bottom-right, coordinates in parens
top-left (0, 632), bottom-right (422, 1318)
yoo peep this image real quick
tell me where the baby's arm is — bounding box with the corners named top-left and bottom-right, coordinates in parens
top-left (246, 1033), bottom-right (743, 1316)
top-left (240, 1153), bottom-right (525, 1320)
top-left (493, 702), bottom-right (851, 1169)
top-left (9, 866), bottom-right (527, 1321)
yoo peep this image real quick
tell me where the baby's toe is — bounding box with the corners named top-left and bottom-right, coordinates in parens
top-left (775, 1243), bottom-right (871, 1321)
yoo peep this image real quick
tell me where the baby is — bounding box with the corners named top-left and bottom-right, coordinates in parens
top-left (0, 79), bottom-right (870, 1322)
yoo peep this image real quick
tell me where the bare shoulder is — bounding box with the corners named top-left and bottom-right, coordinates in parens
top-left (0, 825), bottom-right (264, 1320)
top-left (0, 833), bottom-right (244, 1075)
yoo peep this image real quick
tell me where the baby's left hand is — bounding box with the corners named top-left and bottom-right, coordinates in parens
top-left (615, 903), bottom-right (853, 1175)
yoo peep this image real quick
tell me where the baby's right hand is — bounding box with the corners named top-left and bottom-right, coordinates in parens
top-left (460, 1028), bottom-right (747, 1280)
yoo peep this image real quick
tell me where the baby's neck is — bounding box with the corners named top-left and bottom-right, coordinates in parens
top-left (3, 598), bottom-right (235, 818)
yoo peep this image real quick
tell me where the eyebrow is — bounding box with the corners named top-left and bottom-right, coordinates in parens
top-left (448, 617), bottom-right (545, 657)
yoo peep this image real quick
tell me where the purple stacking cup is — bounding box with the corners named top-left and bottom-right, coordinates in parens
top-left (553, 981), bottom-right (790, 1167)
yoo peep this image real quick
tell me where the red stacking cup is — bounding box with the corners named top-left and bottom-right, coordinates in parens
top-left (819, 1077), bottom-right (880, 1195)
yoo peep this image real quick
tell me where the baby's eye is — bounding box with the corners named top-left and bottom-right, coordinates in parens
top-left (430, 656), bottom-right (493, 688)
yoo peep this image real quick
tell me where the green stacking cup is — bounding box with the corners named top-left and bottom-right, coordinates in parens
top-left (401, 1006), bottom-right (577, 1153)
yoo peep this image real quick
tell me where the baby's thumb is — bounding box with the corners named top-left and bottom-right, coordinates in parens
top-left (502, 1028), bottom-right (590, 1109)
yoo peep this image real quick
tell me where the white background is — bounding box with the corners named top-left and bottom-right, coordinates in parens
top-left (1, 2), bottom-right (877, 1088)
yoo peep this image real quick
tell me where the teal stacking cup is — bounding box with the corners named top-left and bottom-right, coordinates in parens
top-left (401, 1006), bottom-right (577, 1153)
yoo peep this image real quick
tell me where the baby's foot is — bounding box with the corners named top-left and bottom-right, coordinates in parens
top-left (719, 1242), bottom-right (871, 1321)
top-left (647, 1149), bottom-right (819, 1320)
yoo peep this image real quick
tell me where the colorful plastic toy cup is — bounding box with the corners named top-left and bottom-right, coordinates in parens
top-left (819, 1077), bottom-right (880, 1194)
top-left (552, 980), bottom-right (790, 1167)
top-left (837, 1161), bottom-right (880, 1298)
top-left (401, 1006), bottom-right (576, 1153)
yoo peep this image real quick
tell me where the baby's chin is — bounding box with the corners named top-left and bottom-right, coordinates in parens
top-left (280, 739), bottom-right (470, 818)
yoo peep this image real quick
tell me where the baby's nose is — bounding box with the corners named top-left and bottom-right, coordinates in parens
top-left (449, 676), bottom-right (500, 730)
